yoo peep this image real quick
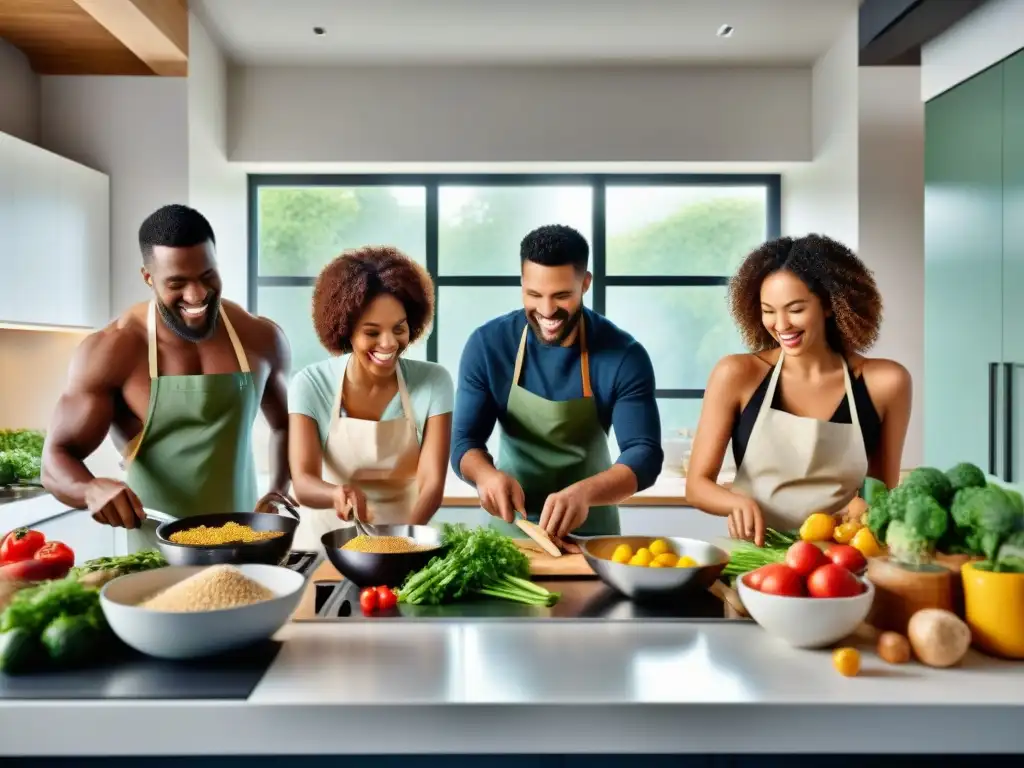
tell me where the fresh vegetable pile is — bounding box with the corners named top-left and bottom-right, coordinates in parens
top-left (0, 528), bottom-right (75, 582)
top-left (0, 429), bottom-right (44, 485)
top-left (397, 524), bottom-right (560, 607)
top-left (742, 541), bottom-right (867, 599)
top-left (865, 462), bottom-right (1024, 568)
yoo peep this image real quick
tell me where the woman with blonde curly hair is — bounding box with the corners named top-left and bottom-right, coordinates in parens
top-left (685, 234), bottom-right (912, 546)
top-left (287, 246), bottom-right (453, 540)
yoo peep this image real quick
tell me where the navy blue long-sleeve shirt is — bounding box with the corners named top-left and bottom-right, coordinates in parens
top-left (451, 308), bottom-right (664, 492)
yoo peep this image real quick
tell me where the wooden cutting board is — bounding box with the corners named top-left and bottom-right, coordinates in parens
top-left (515, 539), bottom-right (597, 577)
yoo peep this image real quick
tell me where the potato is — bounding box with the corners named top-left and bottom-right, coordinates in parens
top-left (907, 608), bottom-right (972, 668)
top-left (876, 631), bottom-right (912, 664)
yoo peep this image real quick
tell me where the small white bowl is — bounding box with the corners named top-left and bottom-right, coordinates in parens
top-left (100, 564), bottom-right (306, 660)
top-left (737, 573), bottom-right (875, 649)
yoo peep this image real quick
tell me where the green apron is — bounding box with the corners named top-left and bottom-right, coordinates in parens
top-left (491, 315), bottom-right (619, 537)
top-left (121, 300), bottom-right (259, 552)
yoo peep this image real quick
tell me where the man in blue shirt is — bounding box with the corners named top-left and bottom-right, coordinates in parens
top-left (451, 224), bottom-right (664, 538)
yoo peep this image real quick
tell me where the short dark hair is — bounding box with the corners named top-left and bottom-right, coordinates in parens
top-left (520, 224), bottom-right (589, 272)
top-left (728, 233), bottom-right (883, 354)
top-left (138, 204), bottom-right (216, 263)
top-left (312, 245), bottom-right (435, 355)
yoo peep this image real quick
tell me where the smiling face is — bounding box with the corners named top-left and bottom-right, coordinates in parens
top-left (521, 260), bottom-right (591, 346)
top-left (759, 269), bottom-right (830, 356)
top-left (349, 293), bottom-right (410, 380)
top-left (142, 242), bottom-right (222, 342)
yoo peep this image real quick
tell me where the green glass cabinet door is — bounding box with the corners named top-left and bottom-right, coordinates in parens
top-left (924, 64), bottom-right (1004, 473)
top-left (1003, 50), bottom-right (1024, 482)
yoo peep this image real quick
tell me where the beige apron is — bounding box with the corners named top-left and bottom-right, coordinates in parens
top-left (298, 356), bottom-right (421, 549)
top-left (729, 350), bottom-right (869, 531)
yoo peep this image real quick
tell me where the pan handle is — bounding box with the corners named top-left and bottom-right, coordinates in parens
top-left (261, 492), bottom-right (301, 520)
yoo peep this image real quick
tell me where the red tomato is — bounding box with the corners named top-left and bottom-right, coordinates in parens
top-left (0, 528), bottom-right (45, 564)
top-left (806, 563), bottom-right (864, 598)
top-left (785, 541), bottom-right (828, 576)
top-left (0, 559), bottom-right (70, 582)
top-left (825, 544), bottom-right (867, 574)
top-left (33, 541), bottom-right (75, 569)
top-left (757, 563), bottom-right (806, 597)
top-left (745, 567), bottom-right (769, 590)
top-left (376, 586), bottom-right (398, 611)
top-left (359, 587), bottom-right (379, 613)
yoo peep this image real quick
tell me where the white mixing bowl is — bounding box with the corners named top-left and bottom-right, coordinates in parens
top-left (100, 564), bottom-right (306, 660)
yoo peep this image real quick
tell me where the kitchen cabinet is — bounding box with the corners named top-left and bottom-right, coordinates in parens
top-left (0, 130), bottom-right (110, 330)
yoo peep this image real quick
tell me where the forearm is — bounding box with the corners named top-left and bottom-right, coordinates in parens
top-left (686, 475), bottom-right (750, 517)
top-left (459, 449), bottom-right (497, 487)
top-left (290, 471), bottom-right (337, 510)
top-left (569, 464), bottom-right (637, 507)
top-left (409, 479), bottom-right (445, 525)
top-left (266, 426), bottom-right (291, 495)
top-left (41, 446), bottom-right (98, 509)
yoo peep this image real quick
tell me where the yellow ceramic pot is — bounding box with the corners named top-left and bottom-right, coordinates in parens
top-left (961, 562), bottom-right (1024, 659)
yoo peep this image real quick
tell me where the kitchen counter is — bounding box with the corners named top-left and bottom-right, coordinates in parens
top-left (2, 494), bottom-right (1023, 758)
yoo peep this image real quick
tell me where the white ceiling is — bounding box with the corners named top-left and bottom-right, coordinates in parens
top-left (191, 0), bottom-right (863, 67)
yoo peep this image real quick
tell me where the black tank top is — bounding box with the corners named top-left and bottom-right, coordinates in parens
top-left (731, 363), bottom-right (882, 469)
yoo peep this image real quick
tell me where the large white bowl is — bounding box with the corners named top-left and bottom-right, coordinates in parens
top-left (100, 564), bottom-right (306, 660)
top-left (737, 573), bottom-right (875, 649)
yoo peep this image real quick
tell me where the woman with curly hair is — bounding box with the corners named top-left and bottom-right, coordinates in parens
top-left (686, 234), bottom-right (912, 546)
top-left (287, 246), bottom-right (453, 537)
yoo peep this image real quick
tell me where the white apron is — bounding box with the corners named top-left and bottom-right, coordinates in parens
top-left (729, 350), bottom-right (870, 531)
top-left (298, 357), bottom-right (421, 550)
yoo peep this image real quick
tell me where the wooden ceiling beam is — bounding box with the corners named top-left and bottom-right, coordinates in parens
top-left (71, 0), bottom-right (188, 76)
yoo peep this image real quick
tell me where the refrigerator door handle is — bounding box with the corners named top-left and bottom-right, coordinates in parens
top-left (990, 362), bottom-right (1000, 476)
top-left (1005, 362), bottom-right (1015, 483)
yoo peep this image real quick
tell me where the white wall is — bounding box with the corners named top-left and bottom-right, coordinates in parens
top-left (0, 39), bottom-right (38, 145)
top-left (921, 0), bottom-right (1024, 100)
top-left (228, 65), bottom-right (812, 164)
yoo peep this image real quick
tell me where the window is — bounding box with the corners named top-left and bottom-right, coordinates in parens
top-left (249, 174), bottom-right (781, 460)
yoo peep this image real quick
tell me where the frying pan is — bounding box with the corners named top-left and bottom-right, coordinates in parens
top-left (568, 534), bottom-right (729, 605)
top-left (152, 499), bottom-right (300, 567)
top-left (321, 524), bottom-right (446, 588)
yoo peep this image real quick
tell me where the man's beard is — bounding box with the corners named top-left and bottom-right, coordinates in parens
top-left (526, 305), bottom-right (583, 347)
top-left (155, 294), bottom-right (220, 343)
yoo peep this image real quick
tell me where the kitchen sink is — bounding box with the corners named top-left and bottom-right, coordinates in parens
top-left (0, 485), bottom-right (49, 506)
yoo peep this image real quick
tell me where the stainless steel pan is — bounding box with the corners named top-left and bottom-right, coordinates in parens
top-left (568, 534), bottom-right (729, 604)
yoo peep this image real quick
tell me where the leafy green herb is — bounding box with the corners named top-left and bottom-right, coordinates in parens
top-left (720, 529), bottom-right (794, 580)
top-left (70, 550), bottom-right (166, 577)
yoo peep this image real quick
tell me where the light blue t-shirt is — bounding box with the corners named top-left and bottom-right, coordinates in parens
top-left (288, 355), bottom-right (455, 447)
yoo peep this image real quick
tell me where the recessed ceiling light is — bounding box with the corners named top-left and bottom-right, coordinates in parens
top-left (312, 26), bottom-right (326, 36)
top-left (717, 24), bottom-right (734, 38)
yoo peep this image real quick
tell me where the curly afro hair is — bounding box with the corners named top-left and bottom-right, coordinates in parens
top-left (521, 224), bottom-right (589, 272)
top-left (312, 245), bottom-right (435, 355)
top-left (728, 234), bottom-right (883, 354)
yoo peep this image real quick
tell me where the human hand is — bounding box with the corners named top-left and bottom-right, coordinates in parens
top-left (333, 484), bottom-right (369, 522)
top-left (475, 468), bottom-right (526, 524)
top-left (727, 495), bottom-right (766, 547)
top-left (253, 490), bottom-right (297, 514)
top-left (539, 486), bottom-right (589, 539)
top-left (86, 478), bottom-right (145, 529)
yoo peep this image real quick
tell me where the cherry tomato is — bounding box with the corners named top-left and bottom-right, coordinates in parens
top-left (359, 587), bottom-right (378, 613)
top-left (744, 567), bottom-right (768, 590)
top-left (376, 586), bottom-right (398, 611)
top-left (757, 563), bottom-right (806, 597)
top-left (824, 544), bottom-right (867, 574)
top-left (33, 541), bottom-right (75, 569)
top-left (806, 563), bottom-right (863, 598)
top-left (785, 541), bottom-right (828, 577)
top-left (0, 528), bottom-right (45, 564)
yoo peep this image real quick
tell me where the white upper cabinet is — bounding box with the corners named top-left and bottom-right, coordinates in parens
top-left (0, 131), bottom-right (110, 329)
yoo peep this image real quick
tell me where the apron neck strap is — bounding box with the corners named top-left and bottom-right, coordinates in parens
top-left (335, 355), bottom-right (417, 425)
top-left (761, 349), bottom-right (862, 428)
top-left (146, 300), bottom-right (251, 379)
top-left (512, 315), bottom-right (592, 398)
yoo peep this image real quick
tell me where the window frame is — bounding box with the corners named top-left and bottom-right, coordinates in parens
top-left (247, 172), bottom-right (782, 401)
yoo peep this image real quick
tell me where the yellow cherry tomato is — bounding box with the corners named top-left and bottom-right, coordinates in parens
top-left (649, 561), bottom-right (665, 568)
top-left (851, 527), bottom-right (882, 558)
top-left (800, 512), bottom-right (836, 542)
top-left (833, 521), bottom-right (862, 544)
top-left (832, 647), bottom-right (861, 677)
top-left (654, 552), bottom-right (678, 567)
top-left (648, 539), bottom-right (671, 557)
top-left (611, 544), bottom-right (633, 564)
top-left (675, 555), bottom-right (698, 568)
top-left (629, 548), bottom-right (653, 567)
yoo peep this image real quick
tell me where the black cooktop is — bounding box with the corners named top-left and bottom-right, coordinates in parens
top-left (305, 576), bottom-right (751, 622)
top-left (0, 549), bottom-right (322, 700)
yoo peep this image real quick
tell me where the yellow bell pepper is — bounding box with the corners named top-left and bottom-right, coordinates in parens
top-left (799, 512), bottom-right (836, 542)
top-left (850, 526), bottom-right (882, 557)
top-left (833, 521), bottom-right (862, 544)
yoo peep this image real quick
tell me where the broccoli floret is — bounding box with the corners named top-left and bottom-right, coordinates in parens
top-left (902, 466), bottom-right (955, 507)
top-left (950, 485), bottom-right (1023, 560)
top-left (903, 493), bottom-right (949, 541)
top-left (945, 462), bottom-right (987, 494)
top-left (993, 484), bottom-right (1024, 515)
top-left (886, 519), bottom-right (933, 565)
